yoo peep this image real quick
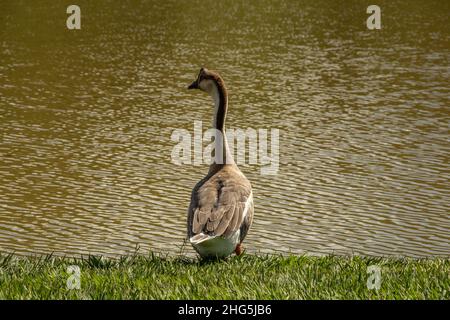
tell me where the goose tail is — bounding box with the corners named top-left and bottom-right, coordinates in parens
top-left (189, 233), bottom-right (217, 245)
top-left (189, 232), bottom-right (240, 258)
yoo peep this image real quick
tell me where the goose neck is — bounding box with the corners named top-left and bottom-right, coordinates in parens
top-left (209, 81), bottom-right (233, 166)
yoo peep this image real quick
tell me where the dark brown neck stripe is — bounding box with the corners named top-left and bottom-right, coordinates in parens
top-left (213, 77), bottom-right (228, 132)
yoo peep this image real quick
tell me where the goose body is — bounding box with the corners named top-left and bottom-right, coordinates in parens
top-left (187, 68), bottom-right (254, 258)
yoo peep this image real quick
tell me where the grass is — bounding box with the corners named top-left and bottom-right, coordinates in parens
top-left (0, 252), bottom-right (448, 299)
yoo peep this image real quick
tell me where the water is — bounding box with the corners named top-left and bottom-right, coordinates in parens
top-left (0, 0), bottom-right (449, 258)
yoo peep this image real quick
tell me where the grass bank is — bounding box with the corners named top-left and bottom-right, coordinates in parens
top-left (0, 253), bottom-right (448, 299)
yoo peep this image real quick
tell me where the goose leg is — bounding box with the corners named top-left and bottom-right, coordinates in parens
top-left (235, 243), bottom-right (243, 256)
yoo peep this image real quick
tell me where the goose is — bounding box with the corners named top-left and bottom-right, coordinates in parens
top-left (186, 68), bottom-right (254, 259)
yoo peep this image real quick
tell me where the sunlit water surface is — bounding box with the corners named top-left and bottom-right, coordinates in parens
top-left (0, 0), bottom-right (449, 257)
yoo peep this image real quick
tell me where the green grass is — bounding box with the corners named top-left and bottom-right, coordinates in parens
top-left (0, 252), bottom-right (448, 299)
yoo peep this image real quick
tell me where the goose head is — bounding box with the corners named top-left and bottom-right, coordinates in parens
top-left (188, 67), bottom-right (224, 95)
top-left (188, 67), bottom-right (229, 132)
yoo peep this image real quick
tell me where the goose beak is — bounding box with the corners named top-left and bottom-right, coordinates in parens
top-left (188, 80), bottom-right (198, 90)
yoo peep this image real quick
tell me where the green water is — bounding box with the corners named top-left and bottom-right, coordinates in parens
top-left (0, 0), bottom-right (449, 257)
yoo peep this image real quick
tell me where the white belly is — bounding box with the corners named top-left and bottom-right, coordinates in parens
top-left (191, 231), bottom-right (240, 258)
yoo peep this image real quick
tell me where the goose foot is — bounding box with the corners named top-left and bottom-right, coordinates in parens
top-left (235, 243), bottom-right (244, 256)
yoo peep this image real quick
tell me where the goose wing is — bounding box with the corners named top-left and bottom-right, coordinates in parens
top-left (188, 172), bottom-right (253, 239)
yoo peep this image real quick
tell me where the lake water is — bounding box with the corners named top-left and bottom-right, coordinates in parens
top-left (0, 0), bottom-right (449, 258)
